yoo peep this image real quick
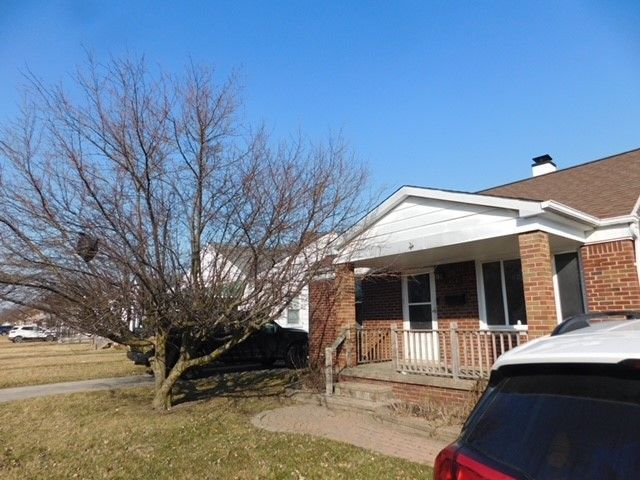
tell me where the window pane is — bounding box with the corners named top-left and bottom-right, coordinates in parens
top-left (355, 279), bottom-right (363, 304)
top-left (408, 274), bottom-right (430, 304)
top-left (504, 259), bottom-right (527, 325)
top-left (555, 253), bottom-right (585, 319)
top-left (287, 309), bottom-right (300, 325)
top-left (355, 302), bottom-right (364, 325)
top-left (482, 262), bottom-right (505, 325)
top-left (409, 305), bottom-right (432, 330)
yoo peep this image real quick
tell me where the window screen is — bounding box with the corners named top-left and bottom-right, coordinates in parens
top-left (482, 262), bottom-right (505, 326)
top-left (555, 252), bottom-right (585, 319)
top-left (503, 259), bottom-right (527, 325)
top-left (408, 274), bottom-right (430, 303)
top-left (355, 279), bottom-right (364, 325)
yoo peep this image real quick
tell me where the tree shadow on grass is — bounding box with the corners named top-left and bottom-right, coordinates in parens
top-left (172, 364), bottom-right (299, 406)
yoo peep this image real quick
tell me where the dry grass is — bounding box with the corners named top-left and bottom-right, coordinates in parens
top-left (0, 370), bottom-right (431, 479)
top-left (0, 337), bottom-right (146, 388)
top-left (389, 378), bottom-right (488, 427)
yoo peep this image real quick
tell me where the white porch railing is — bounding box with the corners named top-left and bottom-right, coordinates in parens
top-left (356, 326), bottom-right (393, 364)
top-left (325, 327), bottom-right (351, 395)
top-left (354, 322), bottom-right (528, 380)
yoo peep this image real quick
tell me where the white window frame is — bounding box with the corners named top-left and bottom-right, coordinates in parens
top-left (401, 269), bottom-right (438, 330)
top-left (476, 259), bottom-right (528, 331)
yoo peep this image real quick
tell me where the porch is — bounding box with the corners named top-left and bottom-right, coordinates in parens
top-left (313, 187), bottom-right (608, 405)
top-left (355, 324), bottom-right (528, 380)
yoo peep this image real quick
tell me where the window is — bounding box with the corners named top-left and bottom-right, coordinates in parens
top-left (287, 298), bottom-right (300, 325)
top-left (481, 260), bottom-right (527, 326)
top-left (555, 252), bottom-right (585, 319)
top-left (406, 273), bottom-right (433, 329)
top-left (355, 278), bottom-right (364, 325)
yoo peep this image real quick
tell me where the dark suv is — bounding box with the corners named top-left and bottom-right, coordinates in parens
top-left (128, 322), bottom-right (308, 371)
top-left (435, 313), bottom-right (640, 479)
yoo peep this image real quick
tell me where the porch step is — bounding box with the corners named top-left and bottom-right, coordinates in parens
top-left (333, 381), bottom-right (395, 403)
top-left (322, 393), bottom-right (396, 413)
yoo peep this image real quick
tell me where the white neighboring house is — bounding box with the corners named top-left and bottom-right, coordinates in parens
top-left (200, 244), bottom-right (311, 333)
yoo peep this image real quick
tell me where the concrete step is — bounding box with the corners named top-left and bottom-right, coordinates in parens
top-left (287, 388), bottom-right (395, 414)
top-left (322, 393), bottom-right (396, 414)
top-left (333, 381), bottom-right (394, 402)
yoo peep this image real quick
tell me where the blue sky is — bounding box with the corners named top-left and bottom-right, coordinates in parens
top-left (0, 1), bottom-right (639, 195)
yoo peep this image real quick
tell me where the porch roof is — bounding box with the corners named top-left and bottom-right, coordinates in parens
top-left (338, 187), bottom-right (638, 266)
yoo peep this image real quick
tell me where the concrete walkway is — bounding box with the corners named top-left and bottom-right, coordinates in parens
top-left (252, 404), bottom-right (450, 466)
top-left (0, 375), bottom-right (154, 403)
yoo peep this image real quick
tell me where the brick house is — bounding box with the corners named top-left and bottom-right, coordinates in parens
top-left (310, 149), bottom-right (640, 407)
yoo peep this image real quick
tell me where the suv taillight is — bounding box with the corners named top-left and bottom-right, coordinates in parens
top-left (434, 444), bottom-right (515, 480)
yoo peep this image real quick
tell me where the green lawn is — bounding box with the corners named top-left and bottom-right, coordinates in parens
top-left (0, 371), bottom-right (432, 479)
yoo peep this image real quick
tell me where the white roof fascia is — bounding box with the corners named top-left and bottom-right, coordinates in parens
top-left (597, 215), bottom-right (639, 226)
top-left (541, 200), bottom-right (639, 227)
top-left (631, 194), bottom-right (640, 217)
top-left (540, 201), bottom-right (600, 226)
top-left (401, 187), bottom-right (544, 216)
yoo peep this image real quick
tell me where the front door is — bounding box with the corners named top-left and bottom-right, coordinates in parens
top-left (402, 271), bottom-right (438, 361)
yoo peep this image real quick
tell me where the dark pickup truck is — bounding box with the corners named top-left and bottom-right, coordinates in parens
top-left (0, 325), bottom-right (13, 335)
top-left (127, 322), bottom-right (308, 371)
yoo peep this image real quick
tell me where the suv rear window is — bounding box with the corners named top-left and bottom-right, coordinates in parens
top-left (463, 364), bottom-right (640, 479)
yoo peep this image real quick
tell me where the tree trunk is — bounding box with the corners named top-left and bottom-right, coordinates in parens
top-left (151, 332), bottom-right (171, 410)
top-left (152, 360), bottom-right (185, 410)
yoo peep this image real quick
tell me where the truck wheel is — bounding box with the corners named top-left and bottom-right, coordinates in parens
top-left (46, 335), bottom-right (55, 342)
top-left (13, 336), bottom-right (23, 343)
top-left (261, 358), bottom-right (276, 368)
top-left (285, 343), bottom-right (308, 369)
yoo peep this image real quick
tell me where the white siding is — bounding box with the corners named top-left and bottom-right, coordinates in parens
top-left (351, 196), bottom-right (519, 261)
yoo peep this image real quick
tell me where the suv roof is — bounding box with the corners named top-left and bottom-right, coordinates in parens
top-left (493, 318), bottom-right (640, 369)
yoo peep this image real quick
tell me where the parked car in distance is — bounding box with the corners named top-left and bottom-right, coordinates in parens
top-left (434, 312), bottom-right (640, 480)
top-left (8, 325), bottom-right (57, 343)
top-left (128, 322), bottom-right (308, 371)
top-left (0, 325), bottom-right (14, 335)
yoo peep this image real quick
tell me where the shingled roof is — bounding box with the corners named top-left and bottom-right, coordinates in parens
top-left (480, 148), bottom-right (640, 219)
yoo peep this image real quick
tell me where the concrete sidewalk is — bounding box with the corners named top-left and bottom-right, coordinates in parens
top-left (252, 404), bottom-right (451, 466)
top-left (0, 375), bottom-right (154, 403)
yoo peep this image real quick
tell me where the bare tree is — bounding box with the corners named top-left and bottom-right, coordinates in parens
top-left (0, 56), bottom-right (368, 409)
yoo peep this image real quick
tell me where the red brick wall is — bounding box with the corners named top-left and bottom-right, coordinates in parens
top-left (308, 278), bottom-right (336, 368)
top-left (359, 262), bottom-right (481, 330)
top-left (580, 240), bottom-right (640, 311)
top-left (308, 264), bottom-right (356, 369)
top-left (435, 261), bottom-right (480, 330)
top-left (339, 375), bottom-right (474, 409)
top-left (361, 275), bottom-right (403, 327)
top-left (356, 262), bottom-right (482, 365)
top-left (519, 231), bottom-right (557, 337)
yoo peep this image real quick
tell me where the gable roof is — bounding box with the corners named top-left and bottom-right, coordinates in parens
top-left (479, 148), bottom-right (640, 219)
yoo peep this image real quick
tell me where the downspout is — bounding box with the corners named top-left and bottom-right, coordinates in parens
top-left (632, 221), bottom-right (640, 288)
